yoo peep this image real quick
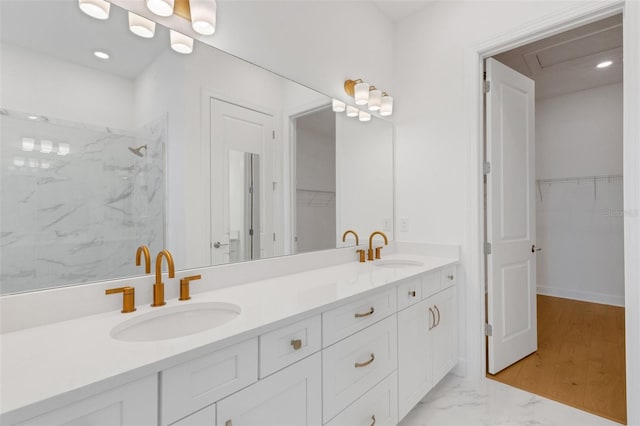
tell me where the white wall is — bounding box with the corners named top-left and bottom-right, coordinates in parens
top-left (392, 0), bottom-right (602, 378)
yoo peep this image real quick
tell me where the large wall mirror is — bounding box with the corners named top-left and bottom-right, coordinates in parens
top-left (0, 1), bottom-right (394, 295)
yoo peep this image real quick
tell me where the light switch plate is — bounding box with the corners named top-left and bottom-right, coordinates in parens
top-left (400, 218), bottom-right (409, 232)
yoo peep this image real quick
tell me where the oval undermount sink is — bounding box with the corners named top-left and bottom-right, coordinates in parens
top-left (374, 259), bottom-right (424, 269)
top-left (111, 302), bottom-right (241, 342)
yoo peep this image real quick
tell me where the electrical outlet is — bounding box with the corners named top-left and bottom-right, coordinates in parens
top-left (400, 218), bottom-right (409, 232)
top-left (383, 218), bottom-right (392, 231)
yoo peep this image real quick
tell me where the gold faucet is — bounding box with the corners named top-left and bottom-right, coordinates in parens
top-left (152, 249), bottom-right (175, 307)
top-left (135, 245), bottom-right (151, 274)
top-left (368, 231), bottom-right (388, 261)
top-left (342, 229), bottom-right (359, 246)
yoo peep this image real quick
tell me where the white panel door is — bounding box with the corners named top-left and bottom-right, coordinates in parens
top-left (210, 98), bottom-right (275, 265)
top-left (486, 58), bottom-right (537, 374)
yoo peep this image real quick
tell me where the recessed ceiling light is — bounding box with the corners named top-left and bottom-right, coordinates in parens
top-left (597, 60), bottom-right (613, 68)
top-left (27, 115), bottom-right (39, 120)
top-left (93, 50), bottom-right (110, 60)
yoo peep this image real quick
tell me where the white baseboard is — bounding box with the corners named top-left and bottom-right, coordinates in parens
top-left (537, 285), bottom-right (625, 307)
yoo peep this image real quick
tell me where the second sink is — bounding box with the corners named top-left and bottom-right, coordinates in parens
top-left (111, 302), bottom-right (241, 342)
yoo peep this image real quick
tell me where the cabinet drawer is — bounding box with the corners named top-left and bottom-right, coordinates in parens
top-left (322, 315), bottom-right (398, 421)
top-left (440, 265), bottom-right (457, 288)
top-left (322, 288), bottom-right (396, 347)
top-left (325, 372), bottom-right (398, 426)
top-left (397, 276), bottom-right (422, 311)
top-left (259, 315), bottom-right (321, 378)
top-left (421, 271), bottom-right (440, 298)
top-left (161, 338), bottom-right (258, 426)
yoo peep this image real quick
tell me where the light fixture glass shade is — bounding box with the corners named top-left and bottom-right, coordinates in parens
top-left (332, 99), bottom-right (346, 112)
top-left (190, 0), bottom-right (217, 35)
top-left (129, 12), bottom-right (156, 38)
top-left (368, 88), bottom-right (382, 111)
top-left (170, 30), bottom-right (194, 54)
top-left (78, 0), bottom-right (111, 20)
top-left (40, 140), bottom-right (53, 154)
top-left (380, 95), bottom-right (393, 116)
top-left (146, 0), bottom-right (174, 17)
top-left (354, 82), bottom-right (369, 105)
top-left (21, 138), bottom-right (35, 152)
top-left (359, 111), bottom-right (371, 122)
top-left (346, 105), bottom-right (359, 118)
top-left (57, 143), bottom-right (70, 156)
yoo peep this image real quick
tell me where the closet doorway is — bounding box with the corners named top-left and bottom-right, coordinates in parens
top-left (484, 14), bottom-right (626, 424)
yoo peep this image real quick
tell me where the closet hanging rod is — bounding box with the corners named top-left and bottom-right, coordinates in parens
top-left (537, 174), bottom-right (623, 184)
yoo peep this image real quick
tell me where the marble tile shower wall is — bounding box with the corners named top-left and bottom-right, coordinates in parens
top-left (0, 110), bottom-right (166, 294)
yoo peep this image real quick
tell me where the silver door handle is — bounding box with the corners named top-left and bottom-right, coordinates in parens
top-left (531, 245), bottom-right (542, 253)
top-left (213, 241), bottom-right (229, 248)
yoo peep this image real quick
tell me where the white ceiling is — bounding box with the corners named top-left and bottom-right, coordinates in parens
top-left (372, 0), bottom-right (433, 22)
top-left (493, 15), bottom-right (623, 100)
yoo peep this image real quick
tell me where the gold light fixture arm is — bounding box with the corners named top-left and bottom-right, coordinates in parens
top-left (136, 245), bottom-right (151, 274)
top-left (344, 79), bottom-right (363, 97)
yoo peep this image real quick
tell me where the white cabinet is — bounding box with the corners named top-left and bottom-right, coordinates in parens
top-left (170, 405), bottom-right (215, 426)
top-left (217, 352), bottom-right (322, 426)
top-left (431, 285), bottom-right (458, 384)
top-left (12, 375), bottom-right (157, 426)
top-left (396, 276), bottom-right (422, 311)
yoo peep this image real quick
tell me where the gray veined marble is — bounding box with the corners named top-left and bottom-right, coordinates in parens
top-left (0, 110), bottom-right (166, 294)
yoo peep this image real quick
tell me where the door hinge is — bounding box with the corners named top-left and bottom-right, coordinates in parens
top-left (483, 161), bottom-right (491, 175)
top-left (484, 323), bottom-right (493, 336)
top-left (273, 233), bottom-right (276, 242)
top-left (484, 242), bottom-right (492, 255)
top-left (272, 130), bottom-right (275, 139)
top-left (483, 80), bottom-right (491, 93)
top-left (249, 228), bottom-right (254, 236)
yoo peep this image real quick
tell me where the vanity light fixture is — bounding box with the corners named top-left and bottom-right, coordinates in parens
top-left (146, 0), bottom-right (175, 17)
top-left (170, 30), bottom-right (194, 54)
top-left (129, 12), bottom-right (156, 38)
top-left (332, 99), bottom-right (346, 113)
top-left (358, 111), bottom-right (371, 122)
top-left (368, 87), bottom-right (382, 111)
top-left (21, 138), bottom-right (35, 152)
top-left (57, 143), bottom-right (70, 156)
top-left (346, 105), bottom-right (359, 118)
top-left (93, 50), bottom-right (110, 60)
top-left (379, 93), bottom-right (393, 116)
top-left (597, 60), bottom-right (613, 68)
top-left (78, 0), bottom-right (111, 20)
top-left (40, 140), bottom-right (53, 154)
top-left (189, 0), bottom-right (217, 35)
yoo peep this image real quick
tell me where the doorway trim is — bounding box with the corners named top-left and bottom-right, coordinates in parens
top-left (465, 1), bottom-right (640, 423)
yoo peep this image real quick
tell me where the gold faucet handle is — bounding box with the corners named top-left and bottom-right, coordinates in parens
top-left (356, 249), bottom-right (366, 263)
top-left (375, 246), bottom-right (383, 259)
top-left (179, 275), bottom-right (202, 301)
top-left (105, 286), bottom-right (136, 313)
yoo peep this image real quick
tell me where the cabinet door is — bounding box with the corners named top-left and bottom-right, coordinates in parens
top-left (431, 285), bottom-right (458, 385)
top-left (170, 404), bottom-right (215, 426)
top-left (13, 375), bottom-right (157, 426)
top-left (397, 298), bottom-right (432, 421)
top-left (216, 353), bottom-right (321, 426)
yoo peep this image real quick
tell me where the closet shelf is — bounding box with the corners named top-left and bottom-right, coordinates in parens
top-left (536, 174), bottom-right (623, 202)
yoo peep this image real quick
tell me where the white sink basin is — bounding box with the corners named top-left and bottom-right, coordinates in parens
top-left (374, 259), bottom-right (424, 269)
top-left (111, 302), bottom-right (241, 342)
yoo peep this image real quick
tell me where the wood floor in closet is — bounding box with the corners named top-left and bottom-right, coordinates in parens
top-left (488, 295), bottom-right (627, 425)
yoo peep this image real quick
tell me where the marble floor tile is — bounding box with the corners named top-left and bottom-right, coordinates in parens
top-left (399, 375), bottom-right (620, 426)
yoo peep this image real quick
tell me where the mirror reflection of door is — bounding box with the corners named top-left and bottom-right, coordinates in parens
top-left (228, 151), bottom-right (261, 263)
top-left (293, 107), bottom-right (336, 254)
top-left (210, 98), bottom-right (274, 265)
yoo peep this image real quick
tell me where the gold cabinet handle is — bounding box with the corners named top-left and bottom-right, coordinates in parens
top-left (355, 307), bottom-right (375, 318)
top-left (105, 286), bottom-right (136, 314)
top-left (355, 353), bottom-right (375, 368)
top-left (428, 307), bottom-right (436, 330)
top-left (434, 305), bottom-right (441, 327)
top-left (291, 339), bottom-right (302, 350)
top-left (179, 274), bottom-right (202, 301)
top-left (370, 415), bottom-right (376, 426)
top-left (409, 290), bottom-right (416, 298)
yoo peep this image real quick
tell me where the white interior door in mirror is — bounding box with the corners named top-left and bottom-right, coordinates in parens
top-left (210, 98), bottom-right (275, 265)
top-left (486, 58), bottom-right (537, 374)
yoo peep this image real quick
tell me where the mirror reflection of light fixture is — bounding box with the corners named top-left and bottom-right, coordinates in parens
top-left (40, 140), bottom-right (53, 154)
top-left (170, 30), bottom-right (194, 54)
top-left (57, 143), bottom-right (70, 156)
top-left (346, 105), bottom-right (359, 118)
top-left (368, 87), bottom-right (382, 111)
top-left (21, 138), bottom-right (35, 152)
top-left (358, 111), bottom-right (371, 122)
top-left (78, 0), bottom-right (111, 20)
top-left (129, 12), bottom-right (156, 38)
top-left (147, 0), bottom-right (175, 17)
top-left (380, 93), bottom-right (393, 116)
top-left (189, 0), bottom-right (217, 35)
top-left (332, 99), bottom-right (346, 112)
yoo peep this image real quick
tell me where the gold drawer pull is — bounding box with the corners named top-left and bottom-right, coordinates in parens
top-left (409, 290), bottom-right (416, 297)
top-left (370, 415), bottom-right (376, 426)
top-left (355, 307), bottom-right (375, 318)
top-left (355, 353), bottom-right (375, 368)
top-left (291, 339), bottom-right (302, 350)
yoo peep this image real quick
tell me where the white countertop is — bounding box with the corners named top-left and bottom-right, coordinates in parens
top-left (0, 252), bottom-right (456, 420)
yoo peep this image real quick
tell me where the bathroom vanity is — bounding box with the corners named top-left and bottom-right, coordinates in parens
top-left (0, 248), bottom-right (458, 426)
